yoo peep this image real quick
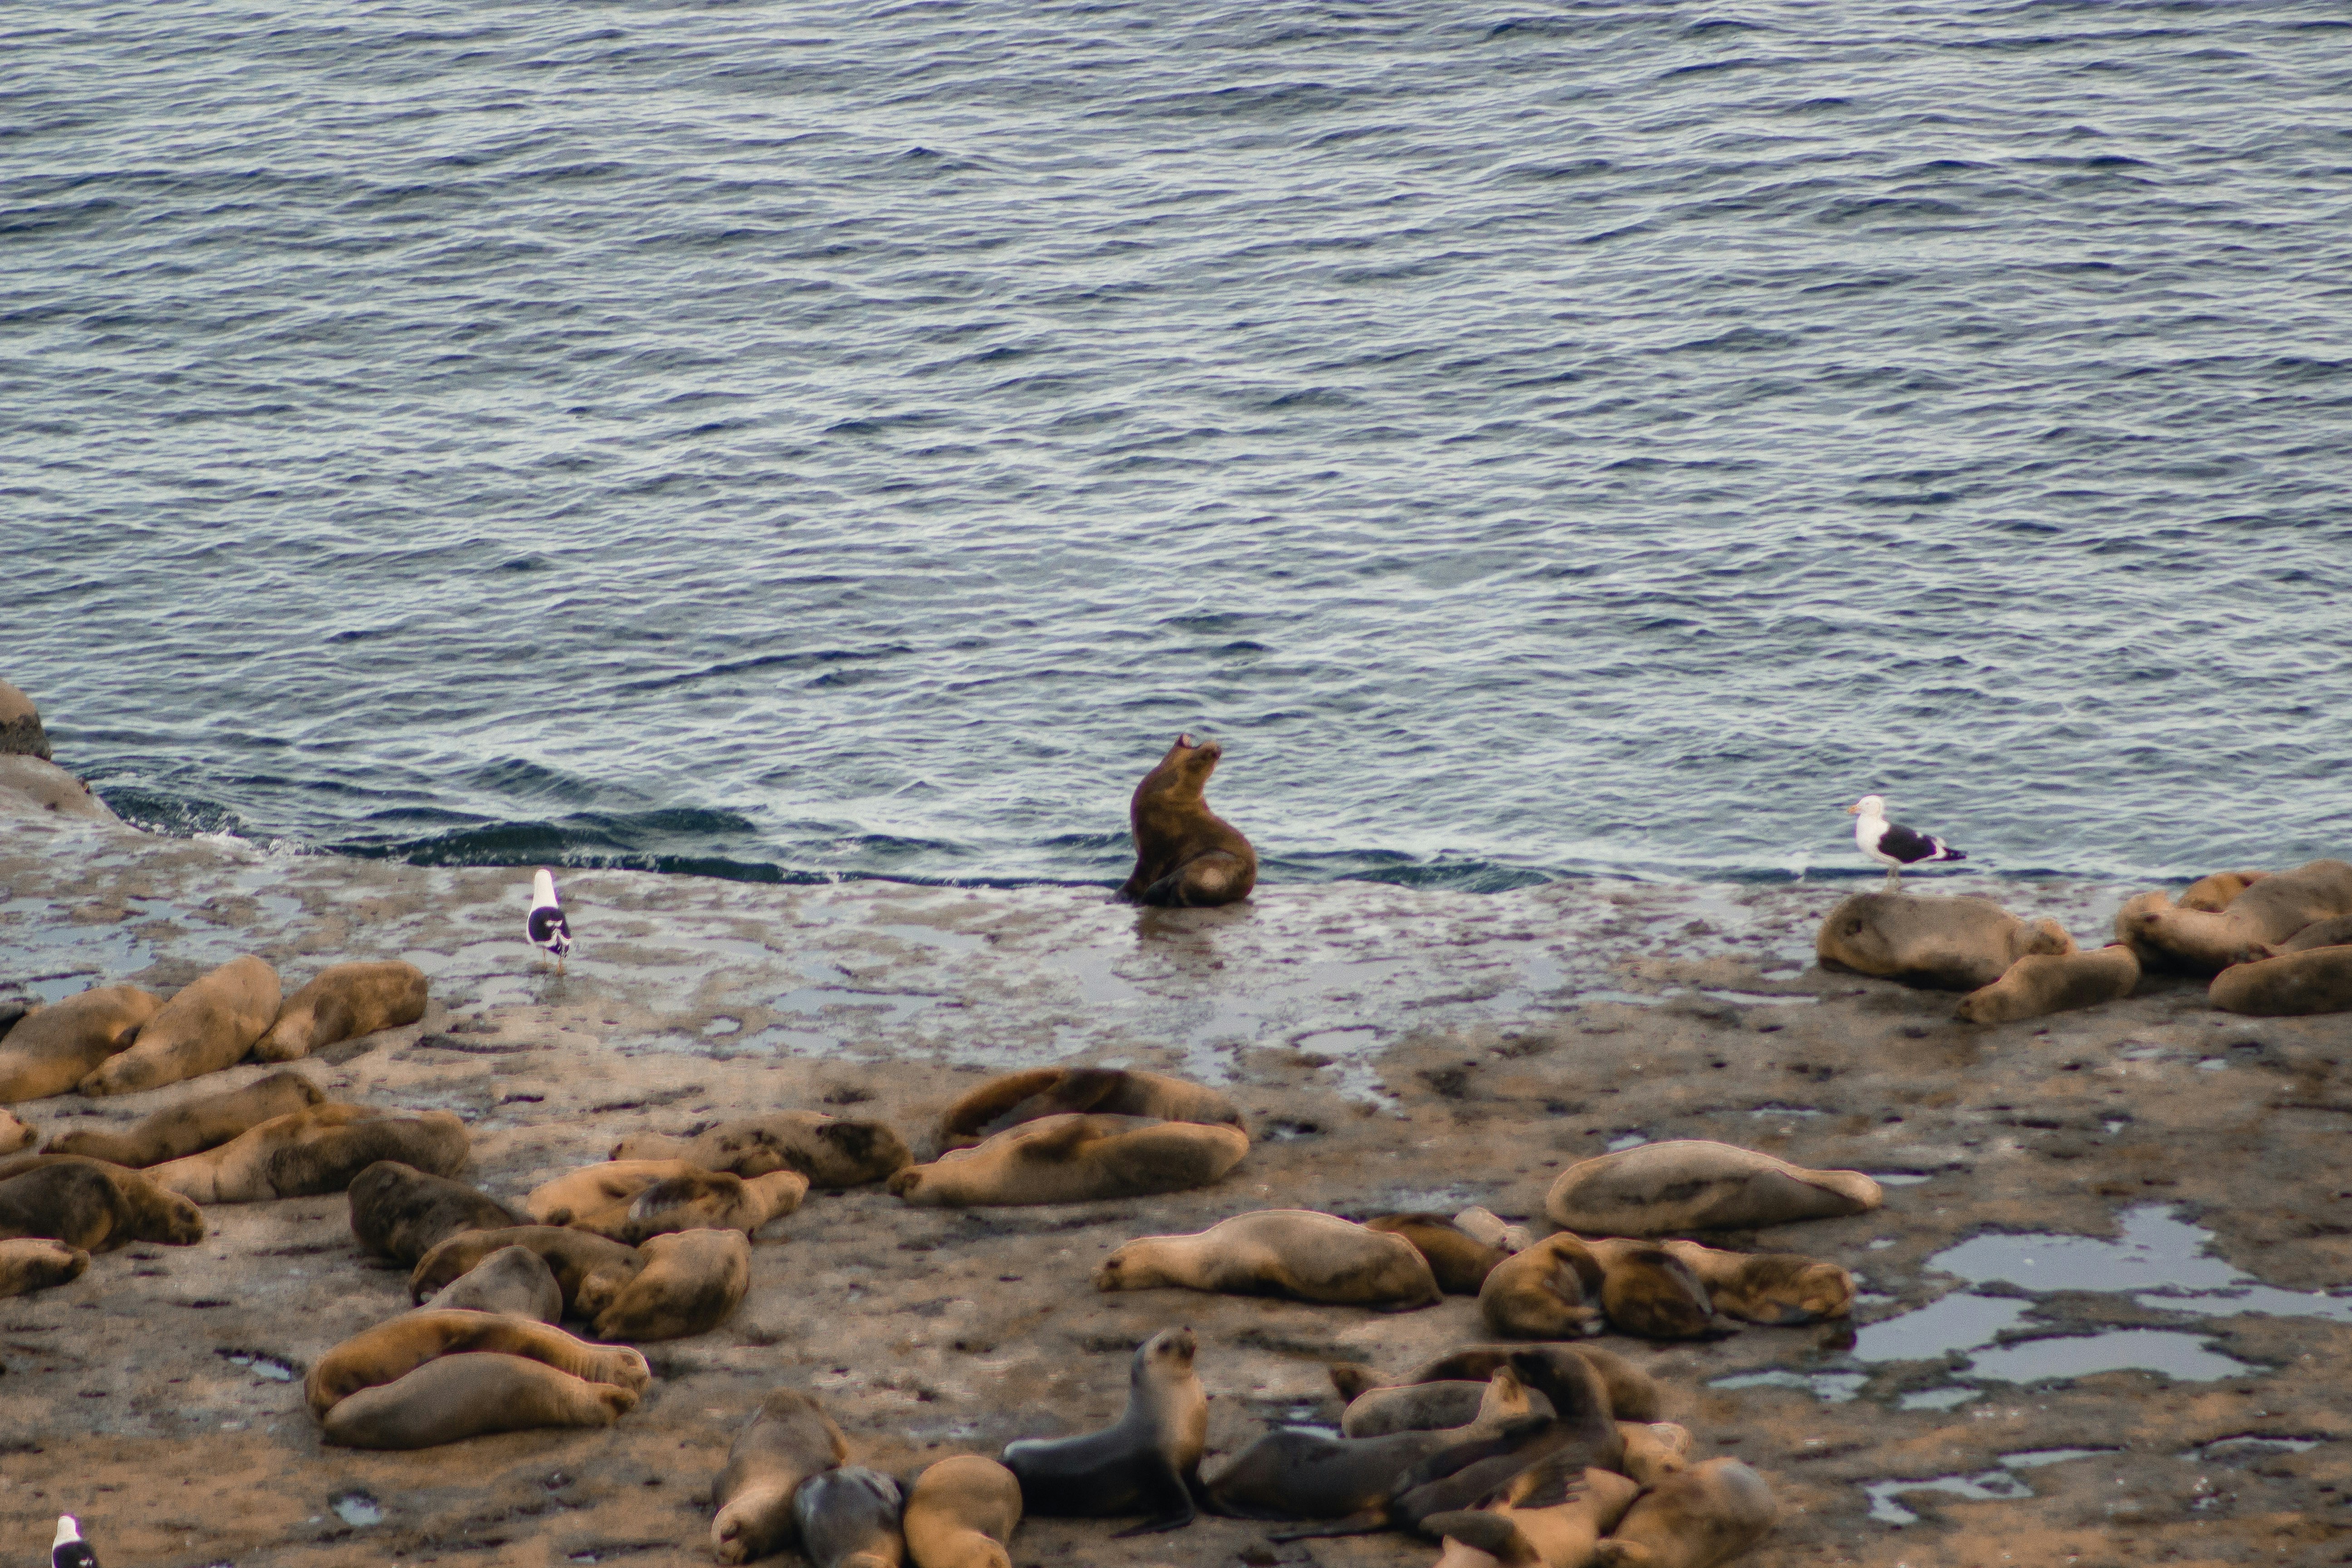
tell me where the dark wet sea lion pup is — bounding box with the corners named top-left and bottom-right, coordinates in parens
top-left (348, 1160), bottom-right (525, 1264)
top-left (0, 1154), bottom-right (206, 1250)
top-left (1002, 1326), bottom-right (1206, 1535)
top-left (711, 1388), bottom-right (850, 1564)
top-left (794, 1466), bottom-right (906, 1568)
top-left (1119, 733), bottom-right (1257, 907)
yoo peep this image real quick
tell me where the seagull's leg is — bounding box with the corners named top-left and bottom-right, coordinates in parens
top-left (1883, 865), bottom-right (1901, 892)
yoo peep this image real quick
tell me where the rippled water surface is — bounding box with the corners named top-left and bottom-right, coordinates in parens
top-left (8, 0), bottom-right (2350, 888)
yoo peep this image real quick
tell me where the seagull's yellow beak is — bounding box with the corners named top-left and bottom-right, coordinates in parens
top-left (1846, 803), bottom-right (1861, 815)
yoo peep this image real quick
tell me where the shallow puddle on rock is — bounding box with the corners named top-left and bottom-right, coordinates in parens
top-left (329, 1492), bottom-right (382, 1527)
top-left (1961, 1328), bottom-right (2254, 1384)
top-left (1866, 1172), bottom-right (1935, 1186)
top-left (1853, 1292), bottom-right (2031, 1364)
top-left (1932, 1205), bottom-right (2352, 1321)
top-left (1863, 1447), bottom-right (2116, 1524)
top-left (2194, 1435), bottom-right (2321, 1461)
top-left (1605, 1132), bottom-right (1649, 1152)
top-left (1706, 1368), bottom-right (1869, 1402)
top-left (1897, 1387), bottom-right (1984, 1411)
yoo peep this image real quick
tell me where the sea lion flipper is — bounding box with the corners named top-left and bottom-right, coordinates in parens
top-left (1503, 1452), bottom-right (1586, 1511)
top-left (1110, 1456), bottom-right (1197, 1536)
top-left (1423, 1512), bottom-right (1539, 1565)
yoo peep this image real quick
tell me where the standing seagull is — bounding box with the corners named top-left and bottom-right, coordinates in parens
top-left (54, 1517), bottom-right (98, 1568)
top-left (527, 868), bottom-right (573, 971)
top-left (1847, 795), bottom-right (1967, 889)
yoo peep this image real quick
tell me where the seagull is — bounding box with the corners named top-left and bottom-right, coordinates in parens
top-left (1847, 794), bottom-right (1967, 889)
top-left (53, 1517), bottom-right (98, 1568)
top-left (527, 868), bottom-right (573, 970)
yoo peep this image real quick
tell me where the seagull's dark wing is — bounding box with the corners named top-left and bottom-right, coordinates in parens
top-left (1877, 821), bottom-right (1946, 865)
top-left (528, 908), bottom-right (569, 945)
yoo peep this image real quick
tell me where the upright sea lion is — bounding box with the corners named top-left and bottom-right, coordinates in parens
top-left (1479, 1234), bottom-right (1605, 1338)
top-left (0, 986), bottom-right (162, 1103)
top-left (349, 1161), bottom-right (525, 1264)
top-left (1592, 1457), bottom-right (1776, 1568)
top-left (1545, 1141), bottom-right (1882, 1236)
top-left (419, 1243), bottom-right (564, 1321)
top-left (903, 1455), bottom-right (1022, 1568)
top-left (1002, 1327), bottom-right (1206, 1535)
top-left (1118, 733), bottom-right (1257, 908)
top-left (1095, 1210), bottom-right (1441, 1309)
top-left (1425, 1457), bottom-right (1643, 1568)
top-left (2210, 946), bottom-right (2352, 1017)
top-left (2179, 870), bottom-right (2268, 912)
top-left (1378, 1343), bottom-right (1661, 1424)
top-left (0, 1107), bottom-right (30, 1155)
top-left (934, 1068), bottom-right (1241, 1153)
top-left (794, 1467), bottom-right (907, 1568)
top-left (613, 1110), bottom-right (912, 1186)
top-left (1956, 944), bottom-right (2141, 1024)
top-left (1655, 1240), bottom-right (1853, 1326)
top-left (890, 1114), bottom-right (1248, 1208)
top-left (1583, 1238), bottom-right (1727, 1341)
top-left (711, 1389), bottom-right (850, 1566)
top-left (408, 1225), bottom-right (645, 1318)
top-left (305, 1309), bottom-right (650, 1418)
top-left (0, 1236), bottom-right (89, 1298)
top-left (79, 955), bottom-right (281, 1097)
top-left (321, 1352), bottom-right (638, 1450)
top-left (2118, 859), bottom-right (2352, 976)
top-left (590, 1226), bottom-right (751, 1342)
top-left (149, 1104), bottom-right (466, 1202)
top-left (602, 1168), bottom-right (807, 1245)
top-left (255, 960), bottom-right (428, 1062)
top-left (1817, 894), bottom-right (2073, 991)
top-left (0, 1155), bottom-right (204, 1250)
top-left (1368, 1213), bottom-right (1509, 1294)
top-left (46, 1068), bottom-right (324, 1166)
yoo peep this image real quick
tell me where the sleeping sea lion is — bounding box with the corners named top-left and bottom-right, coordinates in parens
top-left (349, 1160), bottom-right (525, 1264)
top-left (1342, 1381), bottom-right (1494, 1439)
top-left (711, 1389), bottom-right (850, 1565)
top-left (320, 1352), bottom-right (638, 1450)
top-left (0, 1236), bottom-right (90, 1298)
top-left (2210, 946), bottom-right (2352, 1017)
top-left (605, 1168), bottom-right (807, 1244)
top-left (1955, 944), bottom-right (2140, 1024)
top-left (2118, 858), bottom-right (2352, 976)
top-left (0, 1155), bottom-right (205, 1250)
top-left (1372, 1343), bottom-right (1661, 1424)
top-left (0, 1107), bottom-right (30, 1154)
top-left (306, 1309), bottom-right (650, 1418)
top-left (528, 1158), bottom-right (696, 1226)
top-left (934, 1067), bottom-right (1241, 1153)
top-left (1118, 733), bottom-right (1257, 907)
top-left (903, 1454), bottom-right (1023, 1568)
top-left (2277, 914), bottom-right (2352, 953)
top-left (419, 1243), bottom-right (564, 1321)
top-left (149, 1103), bottom-right (466, 1202)
top-left (590, 1226), bottom-right (751, 1342)
top-left (1451, 1205), bottom-right (1538, 1255)
top-left (1479, 1233), bottom-right (1605, 1338)
top-left (79, 955), bottom-right (281, 1097)
top-left (255, 960), bottom-right (428, 1061)
top-left (1367, 1212), bottom-right (1509, 1294)
top-left (0, 986), bottom-right (162, 1103)
top-left (1656, 1240), bottom-right (1853, 1325)
top-left (1817, 893), bottom-right (2074, 991)
top-left (890, 1114), bottom-right (1248, 1208)
top-left (1544, 1141), bottom-right (1882, 1235)
top-left (46, 1068), bottom-right (324, 1166)
top-left (1592, 1457), bottom-right (1776, 1568)
top-left (1002, 1327), bottom-right (1206, 1535)
top-left (1584, 1238), bottom-right (1729, 1340)
top-left (1616, 1421), bottom-right (1694, 1485)
top-left (612, 1110), bottom-right (912, 1186)
top-left (794, 1466), bottom-right (906, 1568)
top-left (1095, 1209), bottom-right (1441, 1309)
top-left (2179, 870), bottom-right (2268, 912)
top-left (1424, 1457), bottom-right (1642, 1568)
top-left (408, 1225), bottom-right (645, 1318)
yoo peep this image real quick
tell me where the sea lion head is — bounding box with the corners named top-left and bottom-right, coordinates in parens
top-left (1137, 1324), bottom-right (1196, 1382)
top-left (1151, 733), bottom-right (1222, 792)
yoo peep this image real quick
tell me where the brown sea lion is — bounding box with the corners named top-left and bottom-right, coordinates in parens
top-left (1656, 1240), bottom-right (1853, 1325)
top-left (2210, 946), bottom-right (2352, 1017)
top-left (1584, 1238), bottom-right (1728, 1341)
top-left (903, 1454), bottom-right (1023, 1568)
top-left (408, 1225), bottom-right (645, 1317)
top-left (711, 1388), bottom-right (850, 1565)
top-left (304, 1309), bottom-right (650, 1418)
top-left (1425, 1458), bottom-right (1643, 1568)
top-left (794, 1466), bottom-right (907, 1568)
top-left (2118, 858), bottom-right (2352, 976)
top-left (891, 1114), bottom-right (1249, 1208)
top-left (0, 678), bottom-right (51, 760)
top-left (527, 1158), bottom-right (696, 1227)
top-left (1544, 1141), bottom-right (1882, 1236)
top-left (255, 960), bottom-right (428, 1062)
top-left (1479, 1234), bottom-right (1606, 1339)
top-left (0, 1236), bottom-right (90, 1298)
top-left (1592, 1457), bottom-right (1776, 1568)
top-left (1118, 733), bottom-right (1257, 907)
top-left (0, 986), bottom-right (162, 1103)
top-left (2277, 914), bottom-right (2352, 953)
top-left (1375, 1343), bottom-right (1661, 1425)
top-left (1000, 1327), bottom-right (1208, 1535)
top-left (1368, 1213), bottom-right (1509, 1295)
top-left (1096, 1209), bottom-right (1441, 1309)
top-left (418, 1242), bottom-right (564, 1321)
top-left (1817, 893), bottom-right (2074, 992)
top-left (612, 1110), bottom-right (912, 1186)
top-left (0, 998), bottom-right (29, 1044)
top-left (1616, 1421), bottom-right (1694, 1485)
top-left (150, 1103), bottom-right (466, 1202)
top-left (1340, 1381), bottom-right (1498, 1439)
top-left (2179, 870), bottom-right (2269, 912)
top-left (590, 1226), bottom-right (751, 1342)
top-left (1451, 1205), bottom-right (1538, 1255)
top-left (595, 1168), bottom-right (806, 1245)
top-left (1956, 944), bottom-right (2140, 1024)
top-left (0, 1155), bottom-right (204, 1250)
top-left (320, 1351), bottom-right (638, 1450)
top-left (934, 1067), bottom-right (1241, 1153)
top-left (0, 1107), bottom-right (31, 1155)
top-left (79, 955), bottom-right (281, 1097)
top-left (45, 1068), bottom-right (324, 1166)
top-left (349, 1160), bottom-right (524, 1264)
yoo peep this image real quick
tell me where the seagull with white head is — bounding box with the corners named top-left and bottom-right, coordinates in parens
top-left (54, 1517), bottom-right (98, 1568)
top-left (1847, 794), bottom-right (1967, 889)
top-left (527, 868), bottom-right (573, 971)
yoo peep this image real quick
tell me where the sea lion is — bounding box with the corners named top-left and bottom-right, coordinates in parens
top-left (0, 997), bottom-right (29, 1043)
top-left (711, 1389), bottom-right (850, 1565)
top-left (1368, 1212), bottom-right (1509, 1294)
top-left (2118, 859), bottom-right (2352, 976)
top-left (1592, 1457), bottom-right (1776, 1568)
top-left (934, 1067), bottom-right (1241, 1154)
top-left (305, 1308), bottom-right (650, 1418)
top-left (1452, 1205), bottom-right (1539, 1255)
top-left (0, 1155), bottom-right (205, 1250)
top-left (1118, 733), bottom-right (1257, 908)
top-left (0, 986), bottom-right (162, 1103)
top-left (590, 1226), bottom-right (751, 1342)
top-left (0, 1236), bottom-right (89, 1298)
top-left (1372, 1343), bottom-right (1661, 1425)
top-left (0, 678), bottom-right (50, 760)
top-left (1817, 893), bottom-right (2074, 992)
top-left (903, 1455), bottom-right (1022, 1568)
top-left (1583, 1238), bottom-right (1728, 1341)
top-left (408, 1225), bottom-right (645, 1318)
top-left (601, 1168), bottom-right (807, 1245)
top-left (2277, 914), bottom-right (2352, 953)
top-left (149, 1103), bottom-right (466, 1202)
top-left (0, 1107), bottom-right (30, 1154)
top-left (255, 960), bottom-right (428, 1062)
top-left (1095, 1209), bottom-right (1441, 1310)
top-left (890, 1114), bottom-right (1248, 1208)
top-left (78, 955), bottom-right (281, 1098)
top-left (1002, 1327), bottom-right (1206, 1535)
top-left (349, 1160), bottom-right (525, 1264)
top-left (1425, 1457), bottom-right (1643, 1568)
top-left (528, 1158), bottom-right (696, 1226)
top-left (320, 1352), bottom-right (638, 1450)
top-left (46, 1068), bottom-right (324, 1166)
top-left (2210, 946), bottom-right (2352, 1017)
top-left (2179, 870), bottom-right (2268, 912)
top-left (419, 1243), bottom-right (564, 1321)
top-left (1656, 1240), bottom-right (1853, 1326)
top-left (613, 1110), bottom-right (912, 1186)
top-left (1479, 1234), bottom-right (1605, 1338)
top-left (1956, 944), bottom-right (2141, 1024)
top-left (1545, 1141), bottom-right (1882, 1236)
top-left (794, 1466), bottom-right (907, 1568)
top-left (1616, 1421), bottom-right (1694, 1485)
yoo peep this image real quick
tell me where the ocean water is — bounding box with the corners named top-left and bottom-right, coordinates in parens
top-left (6, 0), bottom-right (2350, 892)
